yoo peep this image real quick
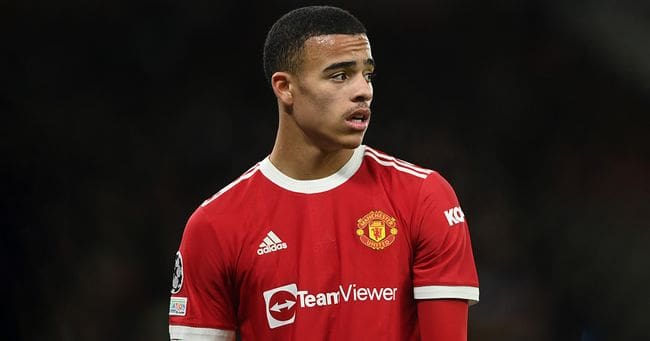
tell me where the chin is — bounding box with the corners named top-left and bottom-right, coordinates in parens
top-left (317, 132), bottom-right (366, 152)
top-left (338, 137), bottom-right (365, 150)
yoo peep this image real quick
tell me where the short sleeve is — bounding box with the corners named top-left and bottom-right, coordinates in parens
top-left (169, 207), bottom-right (238, 338)
top-left (411, 172), bottom-right (479, 304)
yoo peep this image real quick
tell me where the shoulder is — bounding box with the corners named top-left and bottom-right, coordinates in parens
top-left (199, 162), bottom-right (264, 212)
top-left (362, 145), bottom-right (434, 180)
top-left (361, 145), bottom-right (460, 201)
top-left (180, 162), bottom-right (265, 248)
top-left (181, 161), bottom-right (268, 237)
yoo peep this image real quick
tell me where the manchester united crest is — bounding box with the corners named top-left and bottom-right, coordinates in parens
top-left (356, 210), bottom-right (398, 250)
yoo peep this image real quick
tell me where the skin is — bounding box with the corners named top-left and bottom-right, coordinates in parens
top-left (269, 34), bottom-right (375, 180)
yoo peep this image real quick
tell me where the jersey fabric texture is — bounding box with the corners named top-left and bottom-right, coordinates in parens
top-left (169, 145), bottom-right (479, 341)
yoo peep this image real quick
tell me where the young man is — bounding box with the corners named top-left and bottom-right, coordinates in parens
top-left (169, 6), bottom-right (479, 341)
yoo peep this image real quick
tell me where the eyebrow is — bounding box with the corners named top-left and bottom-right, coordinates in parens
top-left (322, 58), bottom-right (375, 73)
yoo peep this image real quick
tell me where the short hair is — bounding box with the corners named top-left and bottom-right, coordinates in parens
top-left (263, 6), bottom-right (367, 82)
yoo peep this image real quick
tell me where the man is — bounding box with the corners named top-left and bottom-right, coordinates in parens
top-left (169, 6), bottom-right (479, 340)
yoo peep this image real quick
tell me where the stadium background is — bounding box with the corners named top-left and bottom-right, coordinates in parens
top-left (2, 0), bottom-right (649, 339)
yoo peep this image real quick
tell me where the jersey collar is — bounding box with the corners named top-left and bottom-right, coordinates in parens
top-left (259, 145), bottom-right (365, 194)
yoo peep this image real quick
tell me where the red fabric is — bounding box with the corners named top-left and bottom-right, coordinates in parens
top-left (169, 146), bottom-right (479, 340)
top-left (417, 299), bottom-right (469, 341)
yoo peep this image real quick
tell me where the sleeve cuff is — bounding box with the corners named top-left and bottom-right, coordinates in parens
top-left (413, 285), bottom-right (479, 305)
top-left (169, 325), bottom-right (235, 341)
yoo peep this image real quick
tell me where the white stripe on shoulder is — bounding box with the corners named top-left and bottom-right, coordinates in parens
top-left (365, 147), bottom-right (433, 175)
top-left (201, 163), bottom-right (261, 207)
top-left (364, 152), bottom-right (429, 179)
top-left (169, 325), bottom-right (235, 341)
top-left (413, 285), bottom-right (479, 305)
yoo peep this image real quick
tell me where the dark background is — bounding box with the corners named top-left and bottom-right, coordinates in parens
top-left (2, 0), bottom-right (649, 339)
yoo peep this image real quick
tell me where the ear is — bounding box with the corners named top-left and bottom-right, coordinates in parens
top-left (271, 72), bottom-right (294, 106)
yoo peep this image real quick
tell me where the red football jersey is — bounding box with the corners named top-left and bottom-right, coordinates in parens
top-left (169, 145), bottom-right (479, 340)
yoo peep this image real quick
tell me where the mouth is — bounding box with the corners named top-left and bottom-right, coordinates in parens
top-left (346, 107), bottom-right (371, 123)
top-left (345, 107), bottom-right (371, 131)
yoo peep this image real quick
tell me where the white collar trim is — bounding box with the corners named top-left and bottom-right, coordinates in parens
top-left (259, 145), bottom-right (365, 194)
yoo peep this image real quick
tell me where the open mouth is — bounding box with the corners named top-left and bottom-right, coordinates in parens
top-left (345, 107), bottom-right (371, 131)
top-left (346, 108), bottom-right (371, 123)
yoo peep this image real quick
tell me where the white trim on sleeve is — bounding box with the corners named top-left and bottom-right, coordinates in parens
top-left (413, 285), bottom-right (480, 305)
top-left (169, 325), bottom-right (235, 341)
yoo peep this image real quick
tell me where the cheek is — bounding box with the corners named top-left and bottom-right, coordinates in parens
top-left (293, 81), bottom-right (346, 124)
top-left (297, 90), bottom-right (337, 117)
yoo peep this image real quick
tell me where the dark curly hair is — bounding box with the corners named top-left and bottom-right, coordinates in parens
top-left (263, 6), bottom-right (367, 82)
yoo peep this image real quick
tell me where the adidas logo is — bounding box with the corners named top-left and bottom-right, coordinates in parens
top-left (257, 231), bottom-right (288, 255)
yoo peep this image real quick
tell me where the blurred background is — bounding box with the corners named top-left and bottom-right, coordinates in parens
top-left (2, 0), bottom-right (649, 339)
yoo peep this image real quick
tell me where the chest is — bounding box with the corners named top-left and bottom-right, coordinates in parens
top-left (236, 190), bottom-right (415, 299)
top-left (225, 171), bottom-right (423, 337)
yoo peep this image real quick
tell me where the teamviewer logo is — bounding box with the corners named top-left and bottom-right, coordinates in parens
top-left (263, 283), bottom-right (298, 329)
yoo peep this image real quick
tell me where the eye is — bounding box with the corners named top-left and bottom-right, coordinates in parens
top-left (364, 71), bottom-right (376, 82)
top-left (331, 72), bottom-right (348, 81)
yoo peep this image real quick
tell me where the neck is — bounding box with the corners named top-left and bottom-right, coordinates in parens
top-left (269, 133), bottom-right (357, 181)
top-left (269, 142), bottom-right (356, 180)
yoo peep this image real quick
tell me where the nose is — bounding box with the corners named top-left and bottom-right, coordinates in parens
top-left (351, 74), bottom-right (373, 104)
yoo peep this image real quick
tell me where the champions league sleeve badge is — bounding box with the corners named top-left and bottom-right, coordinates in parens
top-left (171, 251), bottom-right (183, 294)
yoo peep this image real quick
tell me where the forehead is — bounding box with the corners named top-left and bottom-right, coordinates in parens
top-left (301, 34), bottom-right (372, 67)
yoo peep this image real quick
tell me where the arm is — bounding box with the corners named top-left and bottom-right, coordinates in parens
top-left (169, 208), bottom-right (238, 341)
top-left (411, 172), bottom-right (479, 339)
top-left (417, 299), bottom-right (469, 341)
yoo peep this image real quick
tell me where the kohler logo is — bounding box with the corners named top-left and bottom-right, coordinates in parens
top-left (444, 206), bottom-right (465, 226)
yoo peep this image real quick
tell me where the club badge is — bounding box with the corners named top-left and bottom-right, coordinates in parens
top-left (356, 210), bottom-right (398, 250)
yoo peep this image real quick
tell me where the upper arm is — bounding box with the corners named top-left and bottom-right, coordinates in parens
top-left (169, 208), bottom-right (238, 339)
top-left (411, 172), bottom-right (479, 303)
